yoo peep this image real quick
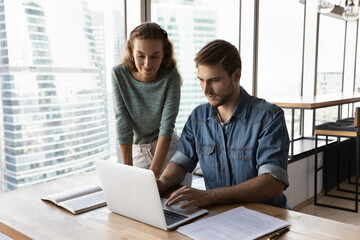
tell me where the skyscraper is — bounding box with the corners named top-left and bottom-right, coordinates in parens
top-left (152, 1), bottom-right (217, 133)
top-left (0, 0), bottom-right (110, 191)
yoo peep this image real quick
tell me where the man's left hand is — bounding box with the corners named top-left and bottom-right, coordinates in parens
top-left (165, 186), bottom-right (215, 208)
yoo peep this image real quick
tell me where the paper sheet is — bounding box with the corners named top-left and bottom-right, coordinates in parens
top-left (177, 206), bottom-right (290, 240)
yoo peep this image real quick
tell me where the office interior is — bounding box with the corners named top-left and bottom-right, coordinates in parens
top-left (2, 0), bottom-right (360, 233)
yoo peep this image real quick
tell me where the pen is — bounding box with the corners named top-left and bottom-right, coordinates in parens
top-left (267, 226), bottom-right (290, 240)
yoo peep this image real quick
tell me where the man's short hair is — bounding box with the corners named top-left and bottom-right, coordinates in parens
top-left (194, 39), bottom-right (242, 77)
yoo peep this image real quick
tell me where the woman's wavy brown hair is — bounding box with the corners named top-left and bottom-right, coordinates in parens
top-left (122, 22), bottom-right (177, 72)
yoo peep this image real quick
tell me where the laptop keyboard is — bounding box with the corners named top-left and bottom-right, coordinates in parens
top-left (163, 209), bottom-right (189, 226)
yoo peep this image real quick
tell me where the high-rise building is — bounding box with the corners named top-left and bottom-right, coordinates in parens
top-left (0, 0), bottom-right (110, 191)
top-left (152, 1), bottom-right (216, 133)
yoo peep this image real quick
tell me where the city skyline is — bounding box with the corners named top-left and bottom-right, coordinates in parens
top-left (0, 0), bottom-right (113, 191)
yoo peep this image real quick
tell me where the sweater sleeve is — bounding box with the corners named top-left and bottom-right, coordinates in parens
top-left (112, 67), bottom-right (134, 144)
top-left (158, 68), bottom-right (181, 139)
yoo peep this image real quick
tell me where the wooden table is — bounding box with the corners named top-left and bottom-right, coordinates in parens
top-left (1, 171), bottom-right (360, 240)
top-left (269, 91), bottom-right (360, 159)
top-left (272, 91), bottom-right (360, 110)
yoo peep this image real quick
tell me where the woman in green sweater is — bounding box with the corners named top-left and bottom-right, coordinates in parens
top-left (112, 22), bottom-right (191, 185)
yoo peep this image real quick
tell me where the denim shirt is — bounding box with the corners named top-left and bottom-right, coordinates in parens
top-left (172, 86), bottom-right (290, 208)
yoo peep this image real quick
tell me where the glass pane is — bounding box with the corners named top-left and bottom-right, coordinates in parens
top-left (0, 0), bottom-right (125, 192)
top-left (257, 0), bottom-right (304, 139)
top-left (316, 106), bottom-right (339, 125)
top-left (151, 0), bottom-right (240, 134)
top-left (257, 0), bottom-right (304, 99)
top-left (316, 15), bottom-right (345, 123)
top-left (317, 15), bottom-right (345, 95)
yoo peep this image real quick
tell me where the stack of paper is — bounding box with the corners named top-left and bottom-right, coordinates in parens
top-left (177, 206), bottom-right (290, 240)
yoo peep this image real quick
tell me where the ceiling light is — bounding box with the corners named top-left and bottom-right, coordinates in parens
top-left (343, 0), bottom-right (359, 21)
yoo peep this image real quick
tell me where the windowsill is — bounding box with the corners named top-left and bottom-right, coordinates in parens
top-left (289, 136), bottom-right (350, 163)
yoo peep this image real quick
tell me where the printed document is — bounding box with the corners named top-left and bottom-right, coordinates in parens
top-left (177, 206), bottom-right (290, 240)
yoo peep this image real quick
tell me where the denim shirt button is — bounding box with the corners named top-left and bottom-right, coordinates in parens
top-left (225, 125), bottom-right (229, 130)
top-left (244, 154), bottom-right (248, 159)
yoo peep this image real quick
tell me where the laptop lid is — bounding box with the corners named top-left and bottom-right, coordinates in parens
top-left (95, 160), bottom-right (208, 230)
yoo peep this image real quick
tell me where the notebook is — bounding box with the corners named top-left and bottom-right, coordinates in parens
top-left (95, 160), bottom-right (208, 230)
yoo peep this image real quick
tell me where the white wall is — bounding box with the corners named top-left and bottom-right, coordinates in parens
top-left (285, 153), bottom-right (324, 208)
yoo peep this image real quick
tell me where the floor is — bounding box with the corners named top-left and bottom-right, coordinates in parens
top-left (192, 174), bottom-right (360, 227)
top-left (294, 178), bottom-right (360, 227)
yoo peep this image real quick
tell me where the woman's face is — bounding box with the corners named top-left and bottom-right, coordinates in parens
top-left (132, 38), bottom-right (164, 82)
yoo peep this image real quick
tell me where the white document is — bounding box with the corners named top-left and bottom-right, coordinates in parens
top-left (177, 206), bottom-right (290, 240)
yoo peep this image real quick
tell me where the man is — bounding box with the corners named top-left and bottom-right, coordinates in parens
top-left (158, 39), bottom-right (289, 209)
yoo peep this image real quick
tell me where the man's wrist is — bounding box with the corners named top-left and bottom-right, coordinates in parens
top-left (207, 189), bottom-right (218, 205)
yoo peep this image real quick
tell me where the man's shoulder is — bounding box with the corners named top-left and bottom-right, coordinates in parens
top-left (186, 103), bottom-right (211, 122)
top-left (191, 102), bottom-right (211, 114)
top-left (248, 94), bottom-right (281, 111)
top-left (246, 95), bottom-right (284, 121)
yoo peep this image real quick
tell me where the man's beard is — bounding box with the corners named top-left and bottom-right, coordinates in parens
top-left (208, 85), bottom-right (234, 108)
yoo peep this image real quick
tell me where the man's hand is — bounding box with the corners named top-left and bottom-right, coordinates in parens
top-left (165, 186), bottom-right (215, 209)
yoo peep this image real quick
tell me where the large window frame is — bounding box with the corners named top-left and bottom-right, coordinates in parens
top-left (2, 0), bottom-right (360, 193)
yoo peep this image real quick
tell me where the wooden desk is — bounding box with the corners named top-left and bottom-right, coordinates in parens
top-left (1, 171), bottom-right (360, 240)
top-left (269, 91), bottom-right (360, 159)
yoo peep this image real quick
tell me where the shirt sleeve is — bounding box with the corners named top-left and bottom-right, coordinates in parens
top-left (158, 68), bottom-right (181, 139)
top-left (112, 68), bottom-right (134, 144)
top-left (171, 114), bottom-right (198, 173)
top-left (256, 107), bottom-right (289, 189)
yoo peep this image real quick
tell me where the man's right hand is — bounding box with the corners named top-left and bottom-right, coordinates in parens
top-left (165, 186), bottom-right (215, 209)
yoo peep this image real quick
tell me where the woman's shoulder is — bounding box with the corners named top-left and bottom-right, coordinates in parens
top-left (112, 64), bottom-right (127, 74)
top-left (160, 67), bottom-right (181, 83)
top-left (112, 65), bottom-right (133, 83)
top-left (161, 67), bottom-right (179, 76)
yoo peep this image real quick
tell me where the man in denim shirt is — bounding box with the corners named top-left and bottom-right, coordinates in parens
top-left (158, 40), bottom-right (289, 209)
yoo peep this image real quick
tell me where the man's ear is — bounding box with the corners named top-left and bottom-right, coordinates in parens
top-left (232, 68), bottom-right (241, 83)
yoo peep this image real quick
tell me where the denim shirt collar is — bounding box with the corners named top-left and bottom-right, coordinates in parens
top-left (208, 85), bottom-right (250, 122)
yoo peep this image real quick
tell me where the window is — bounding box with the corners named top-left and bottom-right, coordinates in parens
top-left (151, 0), bottom-right (240, 134)
top-left (0, 0), bottom-right (125, 192)
top-left (2, 0), bottom-right (360, 193)
top-left (257, 0), bottom-right (304, 139)
top-left (258, 0), bottom-right (304, 99)
top-left (317, 15), bottom-right (345, 96)
top-left (316, 15), bottom-right (346, 124)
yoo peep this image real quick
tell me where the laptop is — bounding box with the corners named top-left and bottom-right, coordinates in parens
top-left (95, 160), bottom-right (208, 230)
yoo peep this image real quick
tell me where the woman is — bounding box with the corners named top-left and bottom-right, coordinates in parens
top-left (112, 22), bottom-right (191, 185)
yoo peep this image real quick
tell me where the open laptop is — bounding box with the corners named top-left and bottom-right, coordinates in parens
top-left (95, 160), bottom-right (208, 230)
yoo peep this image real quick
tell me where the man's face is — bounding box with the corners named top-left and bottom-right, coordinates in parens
top-left (197, 63), bottom-right (235, 108)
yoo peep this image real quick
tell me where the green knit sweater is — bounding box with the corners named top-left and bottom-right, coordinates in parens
top-left (112, 65), bottom-right (181, 144)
